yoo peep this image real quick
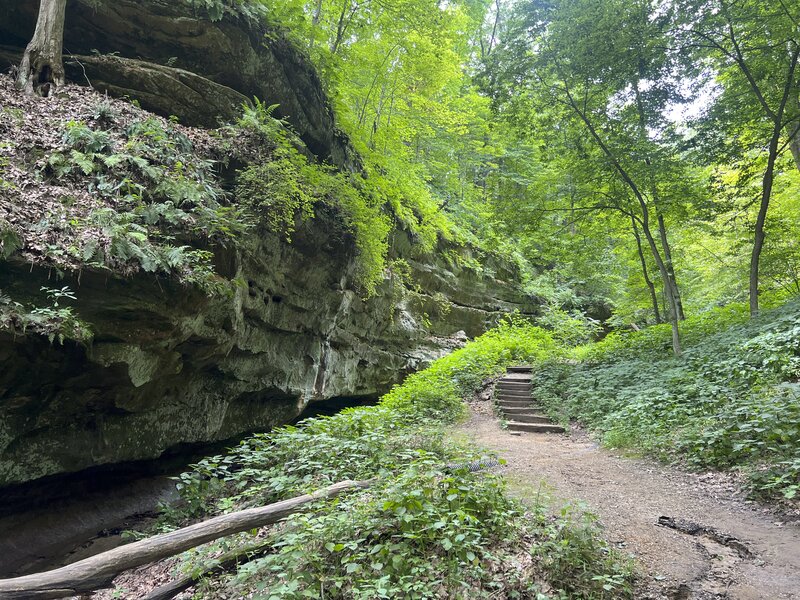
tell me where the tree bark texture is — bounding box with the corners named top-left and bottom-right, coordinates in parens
top-left (750, 132), bottom-right (780, 316)
top-left (656, 214), bottom-right (685, 321)
top-left (16, 0), bottom-right (67, 96)
top-left (631, 216), bottom-right (662, 324)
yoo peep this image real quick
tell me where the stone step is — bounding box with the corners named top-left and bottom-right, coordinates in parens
top-left (507, 421), bottom-right (565, 434)
top-left (498, 397), bottom-right (534, 403)
top-left (497, 397), bottom-right (534, 403)
top-left (497, 391), bottom-right (532, 398)
top-left (503, 413), bottom-right (552, 424)
top-left (498, 379), bottom-right (531, 385)
top-left (497, 385), bottom-right (532, 392)
top-left (507, 366), bottom-right (532, 373)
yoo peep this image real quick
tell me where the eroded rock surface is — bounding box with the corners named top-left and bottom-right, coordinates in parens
top-left (0, 0), bottom-right (537, 488)
top-left (0, 211), bottom-right (535, 486)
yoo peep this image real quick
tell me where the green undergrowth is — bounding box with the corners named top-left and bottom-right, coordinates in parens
top-left (533, 300), bottom-right (800, 500)
top-left (2, 83), bottom-right (489, 306)
top-left (42, 116), bottom-right (246, 292)
top-left (159, 319), bottom-right (631, 599)
top-left (230, 100), bottom-right (392, 295)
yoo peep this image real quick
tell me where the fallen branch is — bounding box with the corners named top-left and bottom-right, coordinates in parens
top-left (0, 479), bottom-right (372, 599)
top-left (144, 539), bottom-right (276, 600)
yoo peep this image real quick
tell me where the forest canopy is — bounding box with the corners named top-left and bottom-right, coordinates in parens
top-left (12, 0), bottom-right (800, 339)
top-left (250, 0), bottom-right (800, 340)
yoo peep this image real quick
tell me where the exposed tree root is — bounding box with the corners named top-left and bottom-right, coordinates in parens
top-left (657, 516), bottom-right (754, 559)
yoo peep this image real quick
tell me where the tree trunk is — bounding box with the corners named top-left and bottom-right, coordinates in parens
top-left (656, 213), bottom-right (685, 320)
top-left (0, 479), bottom-right (371, 599)
top-left (783, 66), bottom-right (800, 172)
top-left (720, 20), bottom-right (800, 315)
top-left (309, 0), bottom-right (323, 48)
top-left (640, 217), bottom-right (682, 356)
top-left (16, 0), bottom-right (67, 96)
top-left (789, 121), bottom-right (800, 172)
top-left (750, 130), bottom-right (781, 316)
top-left (632, 81), bottom-right (685, 321)
top-left (787, 87), bottom-right (800, 171)
top-left (632, 216), bottom-right (662, 324)
top-left (562, 83), bottom-right (681, 354)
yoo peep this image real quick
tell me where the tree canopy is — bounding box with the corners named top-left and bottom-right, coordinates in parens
top-left (16, 0), bottom-right (800, 340)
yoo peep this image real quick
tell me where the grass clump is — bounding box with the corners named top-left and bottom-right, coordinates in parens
top-left (533, 299), bottom-right (800, 500)
top-left (161, 320), bottom-right (631, 599)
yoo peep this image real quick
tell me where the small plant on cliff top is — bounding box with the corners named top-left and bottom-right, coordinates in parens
top-left (236, 146), bottom-right (317, 239)
top-left (0, 286), bottom-right (92, 344)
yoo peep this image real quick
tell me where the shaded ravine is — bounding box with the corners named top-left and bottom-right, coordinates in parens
top-left (457, 406), bottom-right (800, 599)
top-left (0, 396), bottom-right (375, 578)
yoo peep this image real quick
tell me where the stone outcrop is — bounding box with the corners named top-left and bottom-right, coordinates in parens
top-left (0, 0), bottom-right (356, 167)
top-left (0, 209), bottom-right (536, 487)
top-left (0, 0), bottom-right (538, 489)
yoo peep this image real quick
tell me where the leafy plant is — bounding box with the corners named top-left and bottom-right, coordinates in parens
top-left (0, 286), bottom-right (92, 344)
top-left (39, 117), bottom-right (247, 292)
top-left (232, 99), bottom-right (391, 295)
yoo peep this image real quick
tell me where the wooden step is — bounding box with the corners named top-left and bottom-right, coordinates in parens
top-left (507, 421), bottom-right (564, 434)
top-left (507, 366), bottom-right (532, 373)
top-left (498, 400), bottom-right (536, 408)
top-left (497, 386), bottom-right (531, 393)
top-left (503, 413), bottom-right (552, 424)
top-left (501, 406), bottom-right (547, 415)
top-left (497, 380), bottom-right (531, 386)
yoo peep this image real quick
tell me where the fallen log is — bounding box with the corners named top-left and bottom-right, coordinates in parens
top-left (0, 479), bottom-right (371, 599)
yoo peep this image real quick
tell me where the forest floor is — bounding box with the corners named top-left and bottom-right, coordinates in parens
top-left (456, 404), bottom-right (800, 600)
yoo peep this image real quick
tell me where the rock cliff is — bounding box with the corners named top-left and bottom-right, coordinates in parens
top-left (0, 0), bottom-right (356, 167)
top-left (0, 0), bottom-right (537, 487)
top-left (0, 214), bottom-right (534, 486)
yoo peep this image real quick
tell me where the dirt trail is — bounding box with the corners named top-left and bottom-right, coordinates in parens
top-left (458, 408), bottom-right (800, 600)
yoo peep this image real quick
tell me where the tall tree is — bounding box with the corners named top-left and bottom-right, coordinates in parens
top-left (16, 0), bottom-right (67, 96)
top-left (678, 0), bottom-right (800, 315)
top-left (488, 0), bottom-right (689, 353)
